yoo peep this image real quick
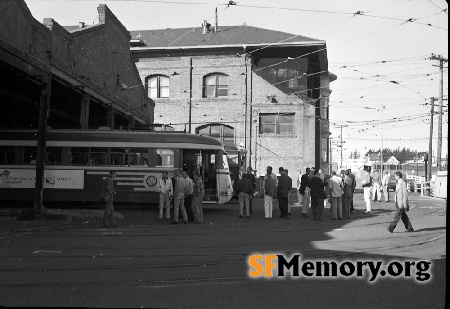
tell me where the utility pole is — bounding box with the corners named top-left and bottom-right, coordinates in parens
top-left (329, 139), bottom-right (332, 173)
top-left (337, 125), bottom-right (347, 169)
top-left (428, 54), bottom-right (448, 170)
top-left (427, 97), bottom-right (436, 191)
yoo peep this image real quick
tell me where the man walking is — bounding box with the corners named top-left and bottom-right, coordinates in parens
top-left (172, 169), bottom-right (188, 224)
top-left (388, 171), bottom-right (414, 233)
top-left (263, 166), bottom-right (277, 219)
top-left (157, 171), bottom-right (173, 221)
top-left (246, 167), bottom-right (256, 214)
top-left (182, 170), bottom-right (196, 222)
top-left (100, 170), bottom-right (117, 228)
top-left (309, 170), bottom-right (328, 221)
top-left (277, 167), bottom-right (292, 219)
top-left (328, 171), bottom-right (343, 220)
top-left (299, 168), bottom-right (311, 217)
top-left (362, 169), bottom-right (373, 214)
top-left (382, 170), bottom-right (390, 202)
top-left (372, 169), bottom-right (382, 202)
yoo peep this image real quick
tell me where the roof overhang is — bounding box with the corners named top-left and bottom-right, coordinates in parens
top-left (131, 41), bottom-right (326, 52)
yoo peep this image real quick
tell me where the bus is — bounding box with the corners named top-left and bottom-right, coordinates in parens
top-left (0, 129), bottom-right (233, 206)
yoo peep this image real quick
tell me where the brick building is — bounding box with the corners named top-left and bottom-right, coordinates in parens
top-left (130, 23), bottom-right (335, 176)
top-left (0, 0), bottom-right (153, 130)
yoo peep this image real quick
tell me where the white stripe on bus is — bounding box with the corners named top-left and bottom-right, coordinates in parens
top-left (0, 140), bottom-right (222, 149)
top-left (117, 182), bottom-right (146, 186)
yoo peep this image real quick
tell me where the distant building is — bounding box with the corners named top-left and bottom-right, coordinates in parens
top-left (130, 23), bottom-right (335, 175)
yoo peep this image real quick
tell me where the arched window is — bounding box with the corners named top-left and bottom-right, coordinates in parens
top-left (146, 75), bottom-right (169, 98)
top-left (203, 73), bottom-right (228, 98)
top-left (196, 124), bottom-right (234, 144)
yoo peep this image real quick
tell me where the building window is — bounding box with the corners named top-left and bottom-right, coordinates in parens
top-left (196, 124), bottom-right (234, 143)
top-left (320, 96), bottom-right (329, 120)
top-left (321, 137), bottom-right (328, 163)
top-left (259, 113), bottom-right (295, 134)
top-left (203, 73), bottom-right (228, 98)
top-left (147, 75), bottom-right (170, 99)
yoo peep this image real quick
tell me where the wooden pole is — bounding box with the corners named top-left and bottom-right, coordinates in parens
top-left (34, 74), bottom-right (52, 218)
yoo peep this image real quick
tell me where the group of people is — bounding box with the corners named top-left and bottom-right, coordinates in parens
top-left (297, 168), bottom-right (356, 221)
top-left (100, 166), bottom-right (414, 233)
top-left (100, 169), bottom-right (205, 228)
top-left (361, 168), bottom-right (414, 233)
top-left (157, 169), bottom-right (205, 224)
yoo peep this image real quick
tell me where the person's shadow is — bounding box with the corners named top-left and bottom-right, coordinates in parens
top-left (413, 226), bottom-right (446, 232)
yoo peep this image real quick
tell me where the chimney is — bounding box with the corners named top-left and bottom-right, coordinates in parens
top-left (202, 20), bottom-right (211, 34)
top-left (215, 7), bottom-right (218, 32)
top-left (79, 22), bottom-right (85, 28)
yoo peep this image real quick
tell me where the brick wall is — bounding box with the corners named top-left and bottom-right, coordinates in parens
top-left (134, 49), bottom-right (317, 176)
top-left (0, 1), bottom-right (153, 127)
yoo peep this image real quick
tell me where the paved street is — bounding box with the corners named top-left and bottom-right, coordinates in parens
top-left (0, 192), bottom-right (446, 308)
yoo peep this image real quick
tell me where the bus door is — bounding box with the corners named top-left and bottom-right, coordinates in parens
top-left (202, 151), bottom-right (218, 202)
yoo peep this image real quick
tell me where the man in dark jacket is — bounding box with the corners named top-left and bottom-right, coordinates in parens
top-left (309, 169), bottom-right (328, 221)
top-left (246, 167), bottom-right (256, 214)
top-left (277, 167), bottom-right (292, 219)
top-left (347, 169), bottom-right (356, 212)
top-left (299, 167), bottom-right (311, 217)
top-left (238, 173), bottom-right (254, 218)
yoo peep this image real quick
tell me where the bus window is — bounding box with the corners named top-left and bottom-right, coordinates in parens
top-left (110, 148), bottom-right (127, 166)
top-left (0, 146), bottom-right (15, 165)
top-left (71, 147), bottom-right (89, 165)
top-left (156, 149), bottom-right (174, 167)
top-left (129, 148), bottom-right (149, 166)
top-left (24, 147), bottom-right (37, 164)
top-left (89, 148), bottom-right (107, 166)
top-left (46, 147), bottom-right (62, 165)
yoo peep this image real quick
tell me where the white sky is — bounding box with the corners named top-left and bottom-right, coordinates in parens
top-left (25, 0), bottom-right (448, 160)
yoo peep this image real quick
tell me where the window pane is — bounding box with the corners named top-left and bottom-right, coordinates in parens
top-left (261, 124), bottom-right (276, 134)
top-left (216, 86), bottom-right (228, 97)
top-left (205, 75), bottom-right (216, 86)
top-left (89, 148), bottom-right (107, 166)
top-left (218, 74), bottom-right (228, 85)
top-left (156, 149), bottom-right (174, 167)
top-left (277, 69), bottom-right (287, 79)
top-left (160, 86), bottom-right (169, 98)
top-left (210, 125), bottom-right (221, 138)
top-left (287, 69), bottom-right (297, 78)
top-left (223, 126), bottom-right (234, 138)
top-left (260, 114), bottom-right (276, 125)
top-left (24, 147), bottom-right (37, 164)
top-left (129, 148), bottom-right (148, 166)
top-left (110, 148), bottom-right (127, 166)
top-left (279, 114), bottom-right (294, 124)
top-left (149, 88), bottom-right (157, 99)
top-left (288, 78), bottom-right (298, 89)
top-left (205, 85), bottom-right (215, 97)
top-left (46, 147), bottom-right (62, 165)
top-left (0, 146), bottom-right (15, 165)
top-left (71, 147), bottom-right (89, 165)
top-left (198, 127), bottom-right (210, 136)
top-left (160, 76), bottom-right (170, 87)
top-left (279, 114), bottom-right (294, 134)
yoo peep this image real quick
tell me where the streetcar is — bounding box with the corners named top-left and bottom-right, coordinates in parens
top-left (0, 129), bottom-right (233, 205)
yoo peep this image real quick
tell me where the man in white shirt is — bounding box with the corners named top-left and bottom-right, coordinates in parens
top-left (157, 171), bottom-right (173, 221)
top-left (372, 169), bottom-right (382, 202)
top-left (328, 171), bottom-right (343, 220)
top-left (182, 170), bottom-right (196, 222)
top-left (381, 170), bottom-right (390, 202)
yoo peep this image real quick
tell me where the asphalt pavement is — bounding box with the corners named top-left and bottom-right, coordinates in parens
top-left (0, 192), bottom-right (446, 308)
